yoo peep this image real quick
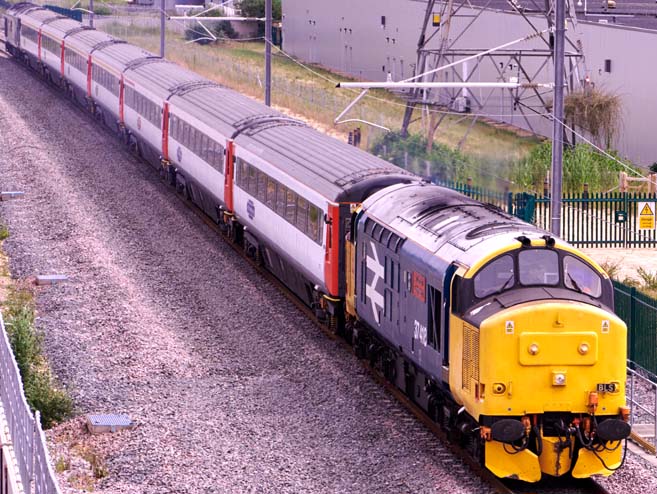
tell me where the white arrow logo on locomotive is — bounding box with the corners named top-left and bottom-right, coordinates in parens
top-left (366, 241), bottom-right (385, 324)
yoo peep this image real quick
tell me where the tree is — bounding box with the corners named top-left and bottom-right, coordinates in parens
top-left (238, 0), bottom-right (282, 21)
top-left (184, 7), bottom-right (238, 44)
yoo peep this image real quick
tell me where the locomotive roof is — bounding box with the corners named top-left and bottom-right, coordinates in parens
top-left (362, 182), bottom-right (550, 267)
top-left (16, 7), bottom-right (59, 25)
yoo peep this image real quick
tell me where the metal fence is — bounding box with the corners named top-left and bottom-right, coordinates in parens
top-left (44, 5), bottom-right (82, 22)
top-left (614, 281), bottom-right (657, 375)
top-left (0, 313), bottom-right (62, 494)
top-left (435, 179), bottom-right (657, 248)
top-left (627, 365), bottom-right (657, 454)
top-left (33, 412), bottom-right (62, 494)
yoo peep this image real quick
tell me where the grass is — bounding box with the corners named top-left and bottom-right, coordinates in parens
top-left (599, 260), bottom-right (657, 299)
top-left (94, 21), bottom-right (540, 182)
top-left (0, 224), bottom-right (8, 241)
top-left (2, 285), bottom-right (73, 428)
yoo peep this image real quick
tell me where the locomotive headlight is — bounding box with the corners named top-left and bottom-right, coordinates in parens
top-left (528, 343), bottom-right (540, 355)
top-left (578, 342), bottom-right (590, 355)
top-left (552, 371), bottom-right (567, 386)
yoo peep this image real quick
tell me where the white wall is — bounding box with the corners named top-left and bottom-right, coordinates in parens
top-left (283, 0), bottom-right (657, 167)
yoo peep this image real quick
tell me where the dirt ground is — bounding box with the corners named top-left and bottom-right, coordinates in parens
top-left (581, 248), bottom-right (657, 282)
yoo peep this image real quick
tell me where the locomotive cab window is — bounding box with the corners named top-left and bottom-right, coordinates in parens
top-left (564, 256), bottom-right (602, 297)
top-left (474, 255), bottom-right (514, 298)
top-left (519, 249), bottom-right (559, 286)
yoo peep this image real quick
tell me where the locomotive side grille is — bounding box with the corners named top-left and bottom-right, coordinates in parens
top-left (462, 323), bottom-right (480, 391)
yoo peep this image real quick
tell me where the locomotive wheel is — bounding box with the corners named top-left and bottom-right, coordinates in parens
top-left (328, 314), bottom-right (339, 335)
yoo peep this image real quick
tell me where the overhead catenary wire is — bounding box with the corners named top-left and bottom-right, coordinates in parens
top-left (265, 40), bottom-right (552, 120)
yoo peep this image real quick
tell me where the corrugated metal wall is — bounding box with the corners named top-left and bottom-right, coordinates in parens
top-left (282, 0), bottom-right (657, 167)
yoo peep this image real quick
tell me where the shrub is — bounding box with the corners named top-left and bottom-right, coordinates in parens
top-left (0, 224), bottom-right (8, 241)
top-left (565, 88), bottom-right (622, 149)
top-left (92, 5), bottom-right (112, 16)
top-left (510, 141), bottom-right (635, 193)
top-left (599, 260), bottom-right (621, 280)
top-left (184, 7), bottom-right (239, 44)
top-left (637, 267), bottom-right (657, 291)
top-left (371, 131), bottom-right (473, 181)
top-left (4, 287), bottom-right (73, 428)
top-left (238, 0), bottom-right (282, 20)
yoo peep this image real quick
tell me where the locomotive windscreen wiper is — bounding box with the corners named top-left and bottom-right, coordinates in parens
top-left (493, 274), bottom-right (515, 296)
top-left (567, 273), bottom-right (583, 294)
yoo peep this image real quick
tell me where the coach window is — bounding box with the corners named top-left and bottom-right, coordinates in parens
top-left (296, 196), bottom-right (309, 233)
top-left (245, 163), bottom-right (255, 194)
top-left (169, 115), bottom-right (176, 138)
top-left (256, 170), bottom-right (266, 202)
top-left (276, 185), bottom-right (287, 216)
top-left (308, 205), bottom-right (320, 242)
top-left (474, 255), bottom-right (514, 298)
top-left (266, 177), bottom-right (277, 208)
top-left (180, 122), bottom-right (188, 148)
top-left (199, 133), bottom-right (208, 160)
top-left (285, 190), bottom-right (296, 223)
top-left (188, 126), bottom-right (195, 152)
top-left (213, 142), bottom-right (224, 172)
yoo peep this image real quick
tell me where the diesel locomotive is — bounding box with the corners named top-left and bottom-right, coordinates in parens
top-left (4, 2), bottom-right (631, 481)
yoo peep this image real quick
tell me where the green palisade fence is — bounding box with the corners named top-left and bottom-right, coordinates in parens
top-left (434, 179), bottom-right (657, 248)
top-left (613, 281), bottom-right (657, 376)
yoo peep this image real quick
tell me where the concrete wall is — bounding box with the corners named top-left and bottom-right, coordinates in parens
top-left (282, 0), bottom-right (657, 166)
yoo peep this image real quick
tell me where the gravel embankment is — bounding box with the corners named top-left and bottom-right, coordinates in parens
top-left (1, 50), bottom-right (657, 494)
top-left (0, 52), bottom-right (491, 493)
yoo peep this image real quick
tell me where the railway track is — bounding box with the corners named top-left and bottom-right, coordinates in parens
top-left (1, 45), bottom-right (618, 494)
top-left (191, 197), bottom-right (615, 494)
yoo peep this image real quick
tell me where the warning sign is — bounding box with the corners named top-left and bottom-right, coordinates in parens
top-left (505, 321), bottom-right (514, 334)
top-left (638, 202), bottom-right (656, 230)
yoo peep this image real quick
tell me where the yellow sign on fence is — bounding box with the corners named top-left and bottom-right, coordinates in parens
top-left (638, 201), bottom-right (656, 230)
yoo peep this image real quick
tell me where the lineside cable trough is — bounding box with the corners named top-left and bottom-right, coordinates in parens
top-left (0, 191), bottom-right (24, 201)
top-left (86, 414), bottom-right (135, 434)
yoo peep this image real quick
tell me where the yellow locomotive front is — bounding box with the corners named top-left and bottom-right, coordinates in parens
top-left (449, 237), bottom-right (630, 482)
